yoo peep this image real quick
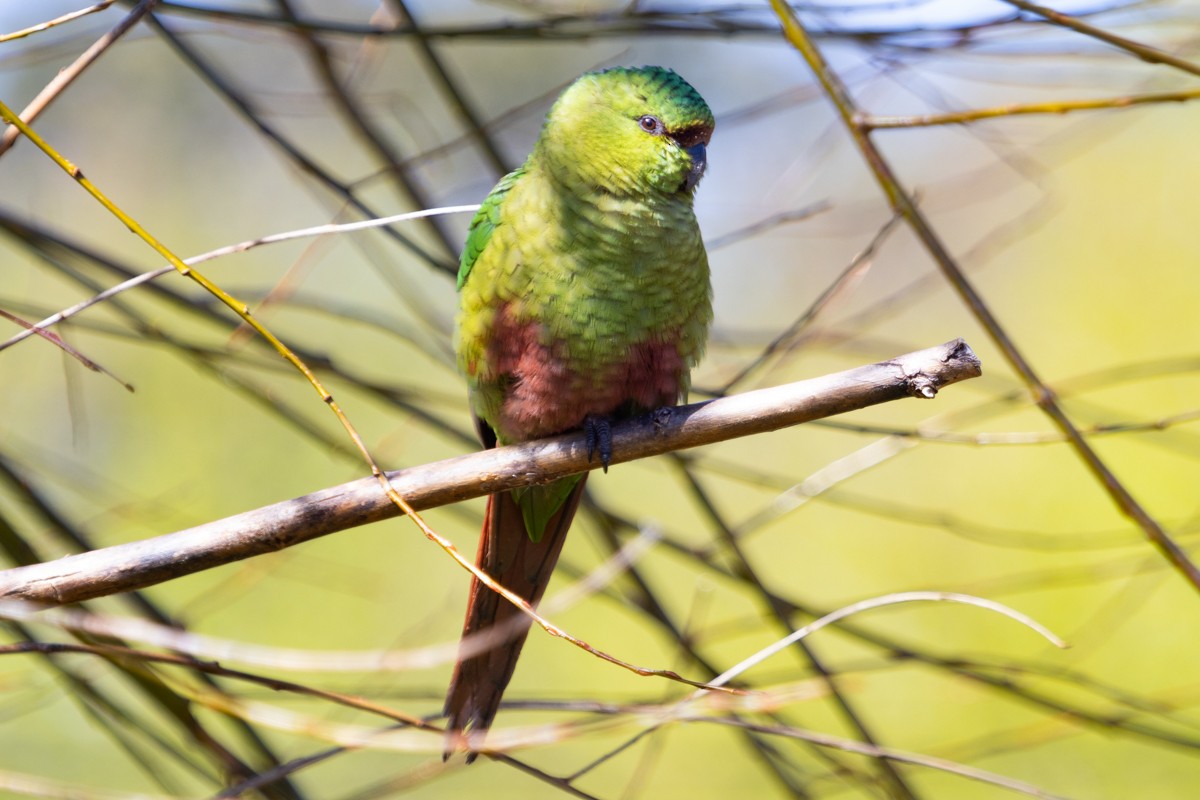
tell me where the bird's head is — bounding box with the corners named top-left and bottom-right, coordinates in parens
top-left (537, 66), bottom-right (715, 198)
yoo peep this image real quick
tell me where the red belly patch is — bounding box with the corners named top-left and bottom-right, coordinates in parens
top-left (485, 305), bottom-right (686, 441)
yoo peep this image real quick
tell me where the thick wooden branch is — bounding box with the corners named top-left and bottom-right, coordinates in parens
top-left (0, 339), bottom-right (980, 605)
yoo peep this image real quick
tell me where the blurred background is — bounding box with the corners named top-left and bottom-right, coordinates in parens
top-left (1, 1), bottom-right (1199, 798)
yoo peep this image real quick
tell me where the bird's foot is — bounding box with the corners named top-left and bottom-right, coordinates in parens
top-left (650, 406), bottom-right (674, 432)
top-left (584, 415), bottom-right (613, 472)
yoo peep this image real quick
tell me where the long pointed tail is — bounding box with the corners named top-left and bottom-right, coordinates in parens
top-left (444, 476), bottom-right (588, 761)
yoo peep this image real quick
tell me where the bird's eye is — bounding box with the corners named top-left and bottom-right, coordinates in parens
top-left (638, 115), bottom-right (664, 135)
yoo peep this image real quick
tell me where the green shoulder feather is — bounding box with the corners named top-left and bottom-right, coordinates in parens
top-left (456, 167), bottom-right (525, 291)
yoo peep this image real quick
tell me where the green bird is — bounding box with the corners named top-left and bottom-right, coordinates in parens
top-left (446, 66), bottom-right (714, 760)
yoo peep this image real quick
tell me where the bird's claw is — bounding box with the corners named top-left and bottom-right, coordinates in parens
top-left (584, 415), bottom-right (613, 472)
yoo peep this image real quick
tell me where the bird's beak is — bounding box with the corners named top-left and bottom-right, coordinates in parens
top-left (683, 142), bottom-right (707, 192)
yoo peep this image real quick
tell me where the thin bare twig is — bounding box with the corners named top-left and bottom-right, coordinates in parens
top-left (0, 205), bottom-right (477, 353)
top-left (686, 718), bottom-right (1072, 800)
top-left (0, 307), bottom-right (133, 390)
top-left (696, 591), bottom-right (1065, 693)
top-left (998, 0), bottom-right (1200, 79)
top-left (0, 0), bottom-right (159, 157)
top-left (144, 15), bottom-right (452, 273)
top-left (675, 455), bottom-right (918, 797)
top-left (274, 0), bottom-right (456, 257)
top-left (715, 209), bottom-right (904, 394)
top-left (769, 0), bottom-right (1200, 594)
top-left (863, 87), bottom-right (1200, 130)
top-left (626, 511), bottom-right (1200, 754)
top-left (0, 532), bottom-right (660, 674)
top-left (0, 640), bottom-right (430, 726)
top-left (386, 0), bottom-right (510, 175)
top-left (0, 0), bottom-right (116, 44)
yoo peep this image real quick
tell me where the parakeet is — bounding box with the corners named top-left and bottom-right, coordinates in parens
top-left (446, 65), bottom-right (714, 761)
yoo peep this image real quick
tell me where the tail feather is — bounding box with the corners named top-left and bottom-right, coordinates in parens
top-left (444, 476), bottom-right (588, 761)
